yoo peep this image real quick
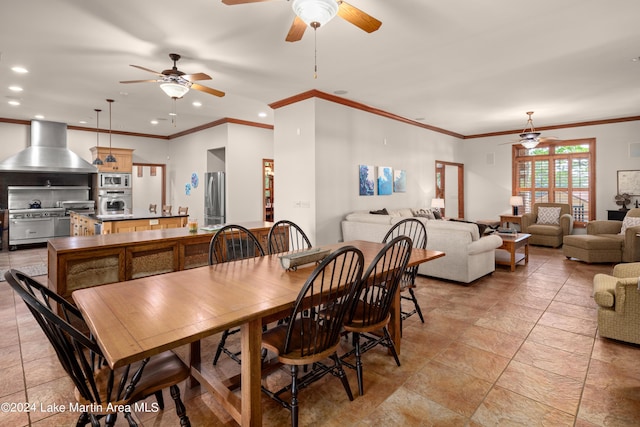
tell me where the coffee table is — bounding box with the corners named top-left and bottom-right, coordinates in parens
top-left (495, 233), bottom-right (530, 271)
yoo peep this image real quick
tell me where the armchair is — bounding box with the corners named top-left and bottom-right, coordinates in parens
top-left (593, 262), bottom-right (640, 344)
top-left (521, 203), bottom-right (573, 247)
top-left (563, 208), bottom-right (640, 263)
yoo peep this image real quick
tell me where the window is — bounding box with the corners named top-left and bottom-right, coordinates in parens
top-left (512, 139), bottom-right (595, 226)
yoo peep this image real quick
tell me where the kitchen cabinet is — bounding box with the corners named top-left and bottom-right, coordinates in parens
top-left (90, 147), bottom-right (134, 172)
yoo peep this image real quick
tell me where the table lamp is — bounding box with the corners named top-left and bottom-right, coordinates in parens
top-left (510, 196), bottom-right (523, 215)
top-left (431, 198), bottom-right (445, 214)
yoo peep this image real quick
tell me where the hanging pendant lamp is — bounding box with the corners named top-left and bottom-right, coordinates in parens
top-left (92, 108), bottom-right (104, 165)
top-left (104, 99), bottom-right (117, 163)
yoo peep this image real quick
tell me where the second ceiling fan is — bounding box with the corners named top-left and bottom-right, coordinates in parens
top-left (222, 0), bottom-right (382, 42)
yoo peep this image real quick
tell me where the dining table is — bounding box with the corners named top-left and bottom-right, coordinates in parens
top-left (72, 239), bottom-right (444, 427)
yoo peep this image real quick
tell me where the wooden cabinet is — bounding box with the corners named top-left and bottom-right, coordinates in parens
top-left (70, 212), bottom-right (98, 236)
top-left (101, 216), bottom-right (186, 234)
top-left (90, 147), bottom-right (134, 172)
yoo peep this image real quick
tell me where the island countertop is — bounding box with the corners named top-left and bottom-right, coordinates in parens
top-left (72, 209), bottom-right (188, 222)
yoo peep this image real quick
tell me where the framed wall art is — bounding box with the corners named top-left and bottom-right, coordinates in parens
top-left (617, 170), bottom-right (640, 196)
top-left (359, 164), bottom-right (375, 196)
top-left (378, 166), bottom-right (393, 195)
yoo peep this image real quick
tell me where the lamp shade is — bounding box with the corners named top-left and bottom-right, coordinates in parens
top-left (291, 0), bottom-right (339, 26)
top-left (160, 82), bottom-right (190, 99)
top-left (431, 198), bottom-right (445, 209)
top-left (509, 196), bottom-right (523, 207)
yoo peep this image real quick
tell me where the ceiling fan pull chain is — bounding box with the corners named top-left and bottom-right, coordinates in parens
top-left (314, 23), bottom-right (318, 79)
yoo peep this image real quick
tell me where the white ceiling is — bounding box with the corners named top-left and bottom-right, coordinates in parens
top-left (1, 0), bottom-right (639, 138)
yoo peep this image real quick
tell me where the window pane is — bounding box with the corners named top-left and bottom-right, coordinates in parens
top-left (554, 191), bottom-right (569, 204)
top-left (518, 161), bottom-right (531, 188)
top-left (572, 191), bottom-right (589, 222)
top-left (555, 159), bottom-right (569, 188)
top-left (534, 192), bottom-right (549, 204)
top-left (535, 160), bottom-right (549, 188)
top-left (572, 158), bottom-right (589, 188)
top-left (556, 144), bottom-right (590, 153)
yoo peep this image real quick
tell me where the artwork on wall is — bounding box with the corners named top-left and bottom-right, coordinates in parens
top-left (617, 170), bottom-right (640, 196)
top-left (359, 164), bottom-right (375, 196)
top-left (185, 183), bottom-right (191, 196)
top-left (378, 166), bottom-right (393, 195)
top-left (394, 170), bottom-right (406, 192)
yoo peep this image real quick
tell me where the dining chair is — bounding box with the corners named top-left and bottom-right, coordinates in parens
top-left (342, 235), bottom-right (413, 396)
top-left (162, 205), bottom-right (172, 215)
top-left (210, 224), bottom-right (266, 365)
top-left (267, 219), bottom-right (312, 254)
top-left (178, 206), bottom-right (188, 215)
top-left (261, 246), bottom-right (365, 427)
top-left (382, 218), bottom-right (428, 327)
top-left (4, 269), bottom-right (191, 427)
top-left (149, 203), bottom-right (157, 213)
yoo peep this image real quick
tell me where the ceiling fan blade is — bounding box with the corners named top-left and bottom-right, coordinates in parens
top-left (222, 0), bottom-right (277, 4)
top-left (539, 136), bottom-right (561, 142)
top-left (337, 1), bottom-right (382, 33)
top-left (129, 64), bottom-right (163, 76)
top-left (183, 72), bottom-right (212, 82)
top-left (191, 83), bottom-right (225, 97)
top-left (119, 79), bottom-right (160, 84)
top-left (285, 16), bottom-right (306, 42)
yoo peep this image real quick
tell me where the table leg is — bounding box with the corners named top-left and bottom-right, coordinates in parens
top-left (388, 287), bottom-right (401, 355)
top-left (240, 319), bottom-right (263, 427)
top-left (509, 245), bottom-right (516, 272)
top-left (188, 340), bottom-right (201, 388)
top-left (524, 242), bottom-right (529, 265)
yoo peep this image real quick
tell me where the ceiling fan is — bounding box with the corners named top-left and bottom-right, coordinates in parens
top-left (120, 53), bottom-right (225, 99)
top-left (503, 111), bottom-right (561, 149)
top-left (221, 0), bottom-right (382, 42)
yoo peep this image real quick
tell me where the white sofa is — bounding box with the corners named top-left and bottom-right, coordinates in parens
top-left (341, 209), bottom-right (503, 283)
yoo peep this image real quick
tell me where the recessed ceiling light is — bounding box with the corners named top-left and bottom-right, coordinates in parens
top-left (192, 101), bottom-right (202, 107)
top-left (9, 86), bottom-right (23, 92)
top-left (632, 57), bottom-right (640, 62)
top-left (414, 117), bottom-right (425, 121)
top-left (79, 120), bottom-right (88, 124)
top-left (34, 114), bottom-right (44, 119)
top-left (8, 100), bottom-right (20, 106)
top-left (11, 66), bottom-right (28, 74)
top-left (334, 90), bottom-right (348, 95)
top-left (168, 112), bottom-right (177, 116)
top-left (258, 112), bottom-right (267, 118)
top-left (150, 120), bottom-right (159, 125)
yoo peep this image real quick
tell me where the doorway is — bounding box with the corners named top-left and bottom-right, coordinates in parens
top-left (263, 159), bottom-right (274, 222)
top-left (132, 163), bottom-right (166, 212)
top-left (435, 160), bottom-right (464, 219)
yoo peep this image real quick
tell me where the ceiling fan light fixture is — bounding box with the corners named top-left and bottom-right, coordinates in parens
top-left (520, 139), bottom-right (539, 149)
top-left (160, 82), bottom-right (190, 99)
top-left (292, 0), bottom-right (339, 27)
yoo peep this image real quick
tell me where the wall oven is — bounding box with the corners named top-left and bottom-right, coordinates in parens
top-left (98, 173), bottom-right (131, 189)
top-left (98, 189), bottom-right (132, 215)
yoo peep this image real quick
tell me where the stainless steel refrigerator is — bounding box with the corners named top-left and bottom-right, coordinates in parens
top-left (204, 171), bottom-right (226, 225)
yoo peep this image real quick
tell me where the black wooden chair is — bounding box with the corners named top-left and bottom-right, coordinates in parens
top-left (267, 219), bottom-right (313, 254)
top-left (382, 218), bottom-right (427, 326)
top-left (261, 246), bottom-right (364, 427)
top-left (5, 269), bottom-right (191, 427)
top-left (210, 224), bottom-right (266, 365)
top-left (341, 235), bottom-right (413, 396)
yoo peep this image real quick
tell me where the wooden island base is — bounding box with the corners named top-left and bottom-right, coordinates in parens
top-left (47, 221), bottom-right (274, 304)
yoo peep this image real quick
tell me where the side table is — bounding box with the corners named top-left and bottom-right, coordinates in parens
top-left (500, 214), bottom-right (523, 229)
top-left (496, 233), bottom-right (530, 272)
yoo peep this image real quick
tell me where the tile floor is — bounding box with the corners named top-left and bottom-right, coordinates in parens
top-left (1, 245), bottom-right (640, 426)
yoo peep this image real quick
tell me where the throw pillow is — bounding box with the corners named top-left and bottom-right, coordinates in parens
top-left (537, 207), bottom-right (561, 225)
top-left (449, 218), bottom-right (488, 235)
top-left (413, 208), bottom-right (435, 219)
top-left (369, 208), bottom-right (389, 215)
top-left (619, 216), bottom-right (640, 235)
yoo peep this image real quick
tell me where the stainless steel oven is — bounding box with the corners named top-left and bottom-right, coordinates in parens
top-left (98, 189), bottom-right (132, 215)
top-left (8, 208), bottom-right (65, 246)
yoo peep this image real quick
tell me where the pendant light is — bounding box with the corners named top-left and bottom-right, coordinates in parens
top-left (92, 108), bottom-right (104, 165)
top-left (104, 99), bottom-right (117, 163)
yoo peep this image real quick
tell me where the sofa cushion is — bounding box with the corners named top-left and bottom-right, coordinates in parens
top-left (537, 207), bottom-right (561, 225)
top-left (527, 223), bottom-right (563, 236)
top-left (619, 216), bottom-right (640, 235)
top-left (388, 208), bottom-right (414, 217)
top-left (412, 208), bottom-right (435, 219)
top-left (345, 212), bottom-right (392, 225)
top-left (448, 218), bottom-right (488, 236)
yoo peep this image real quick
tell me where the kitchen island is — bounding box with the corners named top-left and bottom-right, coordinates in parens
top-left (47, 221), bottom-right (275, 305)
top-left (70, 209), bottom-right (188, 235)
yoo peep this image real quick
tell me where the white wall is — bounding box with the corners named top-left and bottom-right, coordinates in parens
top-left (167, 123), bottom-right (273, 224)
top-left (275, 98), bottom-right (462, 245)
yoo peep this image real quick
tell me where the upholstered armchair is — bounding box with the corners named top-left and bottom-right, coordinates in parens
top-left (593, 262), bottom-right (640, 344)
top-left (582, 208), bottom-right (640, 262)
top-left (521, 203), bottom-right (573, 247)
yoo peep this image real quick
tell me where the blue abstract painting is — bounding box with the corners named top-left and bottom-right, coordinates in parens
top-left (359, 165), bottom-right (375, 196)
top-left (378, 166), bottom-right (393, 195)
top-left (394, 169), bottom-right (406, 192)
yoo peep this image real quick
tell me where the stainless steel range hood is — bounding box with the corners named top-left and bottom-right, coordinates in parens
top-left (0, 120), bottom-right (97, 173)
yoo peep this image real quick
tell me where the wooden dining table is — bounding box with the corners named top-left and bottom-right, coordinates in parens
top-left (72, 240), bottom-right (444, 427)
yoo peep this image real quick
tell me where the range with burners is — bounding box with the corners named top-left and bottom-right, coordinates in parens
top-left (8, 186), bottom-right (93, 249)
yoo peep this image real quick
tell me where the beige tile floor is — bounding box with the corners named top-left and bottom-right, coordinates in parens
top-left (1, 245), bottom-right (640, 426)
